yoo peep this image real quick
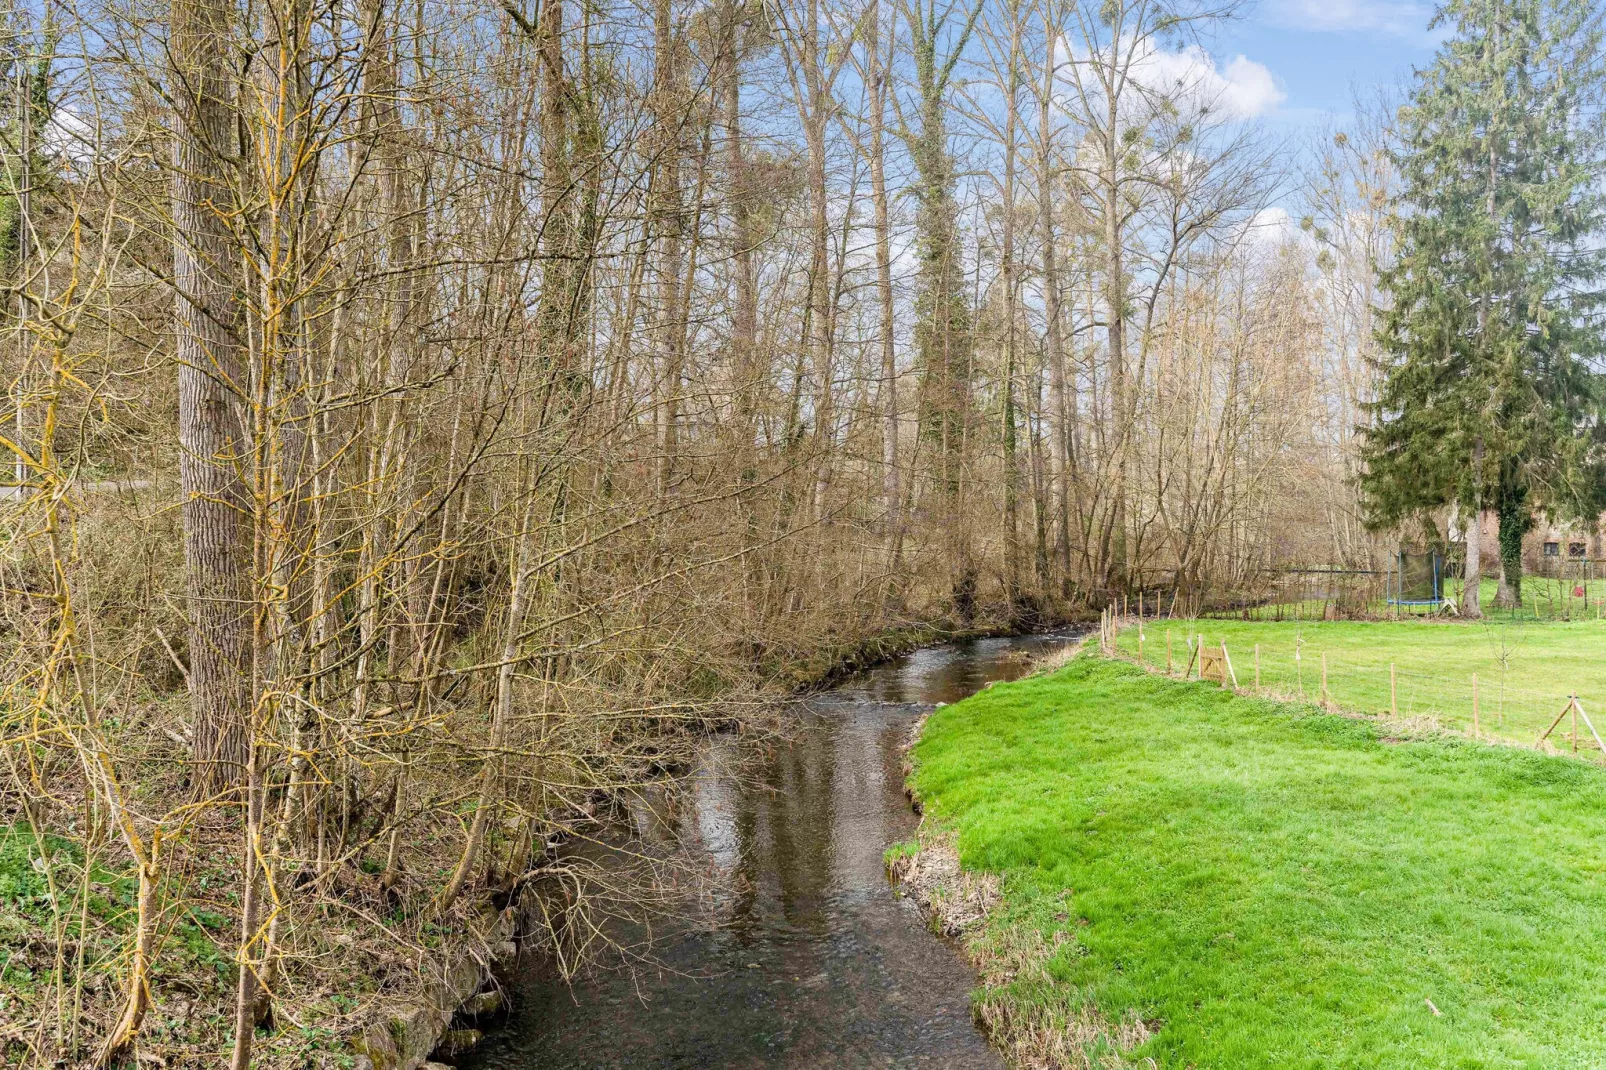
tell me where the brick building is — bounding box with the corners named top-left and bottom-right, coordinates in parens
top-left (1466, 512), bottom-right (1605, 571)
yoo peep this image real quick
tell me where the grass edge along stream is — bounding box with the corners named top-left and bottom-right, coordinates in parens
top-left (902, 650), bottom-right (1606, 1068)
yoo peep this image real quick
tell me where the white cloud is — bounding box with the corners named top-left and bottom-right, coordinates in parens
top-left (1068, 36), bottom-right (1286, 121)
top-left (1219, 54), bottom-right (1288, 119)
top-left (1133, 43), bottom-right (1286, 119)
top-left (1243, 206), bottom-right (1306, 250)
top-left (43, 109), bottom-right (97, 172)
top-left (1263, 0), bottom-right (1435, 39)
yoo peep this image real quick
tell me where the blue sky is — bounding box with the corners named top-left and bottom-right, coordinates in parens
top-left (1211, 0), bottom-right (1446, 133)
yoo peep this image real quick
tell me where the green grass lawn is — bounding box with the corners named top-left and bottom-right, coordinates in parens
top-left (910, 656), bottom-right (1606, 1068)
top-left (1449, 576), bottom-right (1606, 621)
top-left (1117, 617), bottom-right (1606, 747)
top-left (1227, 575), bottom-right (1606, 622)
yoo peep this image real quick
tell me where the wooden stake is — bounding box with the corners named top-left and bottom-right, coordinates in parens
top-left (1573, 694), bottom-right (1579, 753)
top-left (1222, 641), bottom-right (1239, 690)
top-left (1539, 697), bottom-right (1576, 745)
top-left (1571, 698), bottom-right (1606, 755)
top-left (1390, 662), bottom-right (1397, 717)
top-left (1472, 673), bottom-right (1479, 738)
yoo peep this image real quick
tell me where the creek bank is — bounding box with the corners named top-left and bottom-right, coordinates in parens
top-left (345, 618), bottom-right (1017, 1069)
top-left (349, 903), bottom-right (515, 1070)
top-left (890, 640), bottom-right (1151, 1070)
top-left (780, 617), bottom-right (1064, 692)
top-left (353, 627), bottom-right (1087, 1070)
top-left (885, 817), bottom-right (1148, 1070)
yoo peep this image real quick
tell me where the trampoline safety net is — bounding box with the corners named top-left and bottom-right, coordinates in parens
top-left (1395, 551), bottom-right (1442, 603)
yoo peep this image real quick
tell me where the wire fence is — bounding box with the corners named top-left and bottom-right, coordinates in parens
top-left (1141, 569), bottom-right (1606, 623)
top-left (1095, 611), bottom-right (1606, 762)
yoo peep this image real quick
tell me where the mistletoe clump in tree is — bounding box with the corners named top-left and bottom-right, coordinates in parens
top-left (1360, 0), bottom-right (1606, 616)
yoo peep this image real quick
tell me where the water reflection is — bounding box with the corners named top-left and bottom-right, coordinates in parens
top-left (463, 632), bottom-right (1078, 1069)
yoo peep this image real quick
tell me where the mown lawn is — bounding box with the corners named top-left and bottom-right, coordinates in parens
top-left (1224, 576), bottom-right (1604, 623)
top-left (1116, 617), bottom-right (1606, 745)
top-left (1448, 576), bottom-right (1606, 621)
top-left (910, 656), bottom-right (1606, 1068)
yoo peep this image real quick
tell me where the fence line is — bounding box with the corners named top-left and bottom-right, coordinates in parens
top-left (1102, 616), bottom-right (1606, 763)
top-left (1134, 569), bottom-right (1606, 623)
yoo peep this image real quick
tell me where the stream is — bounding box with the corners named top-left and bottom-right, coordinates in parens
top-left (461, 631), bottom-right (1080, 1069)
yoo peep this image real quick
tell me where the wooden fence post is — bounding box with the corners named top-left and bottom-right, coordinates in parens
top-left (1573, 693), bottom-right (1580, 753)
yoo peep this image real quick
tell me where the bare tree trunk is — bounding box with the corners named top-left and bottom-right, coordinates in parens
top-left (537, 0), bottom-right (574, 358)
top-left (1102, 111), bottom-right (1128, 596)
top-left (172, 0), bottom-right (249, 793)
top-left (867, 0), bottom-right (900, 574)
top-left (1464, 439), bottom-right (1483, 618)
top-left (439, 483), bottom-right (538, 911)
top-left (652, 0), bottom-right (684, 500)
top-left (229, 738), bottom-right (264, 1070)
top-left (1035, 19), bottom-right (1070, 599)
top-left (999, 0), bottom-right (1023, 606)
top-left (724, 2), bottom-right (757, 446)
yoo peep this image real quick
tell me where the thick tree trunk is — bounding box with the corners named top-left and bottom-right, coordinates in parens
top-left (1102, 137), bottom-right (1128, 595)
top-left (999, 4), bottom-right (1022, 607)
top-left (1463, 507), bottom-right (1484, 617)
top-left (868, 0), bottom-right (899, 564)
top-left (724, 5), bottom-right (757, 447)
top-left (804, 96), bottom-right (832, 521)
top-left (1036, 25), bottom-right (1071, 599)
top-left (172, 0), bottom-right (249, 792)
top-left (652, 0), bottom-right (683, 500)
top-left (537, 0), bottom-right (574, 357)
top-left (1494, 475), bottom-right (1526, 609)
top-left (1464, 439), bottom-right (1483, 617)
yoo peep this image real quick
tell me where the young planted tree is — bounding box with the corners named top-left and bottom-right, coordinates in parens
top-left (1362, 0), bottom-right (1606, 611)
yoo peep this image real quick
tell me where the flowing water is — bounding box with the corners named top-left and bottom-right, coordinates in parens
top-left (463, 632), bottom-right (1080, 1070)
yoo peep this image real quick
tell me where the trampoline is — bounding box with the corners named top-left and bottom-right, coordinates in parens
top-left (1388, 550), bottom-right (1444, 612)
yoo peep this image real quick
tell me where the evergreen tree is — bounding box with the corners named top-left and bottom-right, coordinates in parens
top-left (1360, 0), bottom-right (1606, 614)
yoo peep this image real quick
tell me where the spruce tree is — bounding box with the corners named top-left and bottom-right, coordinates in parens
top-left (1361, 0), bottom-right (1605, 614)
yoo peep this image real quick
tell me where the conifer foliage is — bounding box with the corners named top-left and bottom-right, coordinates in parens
top-left (1361, 0), bottom-right (1606, 611)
